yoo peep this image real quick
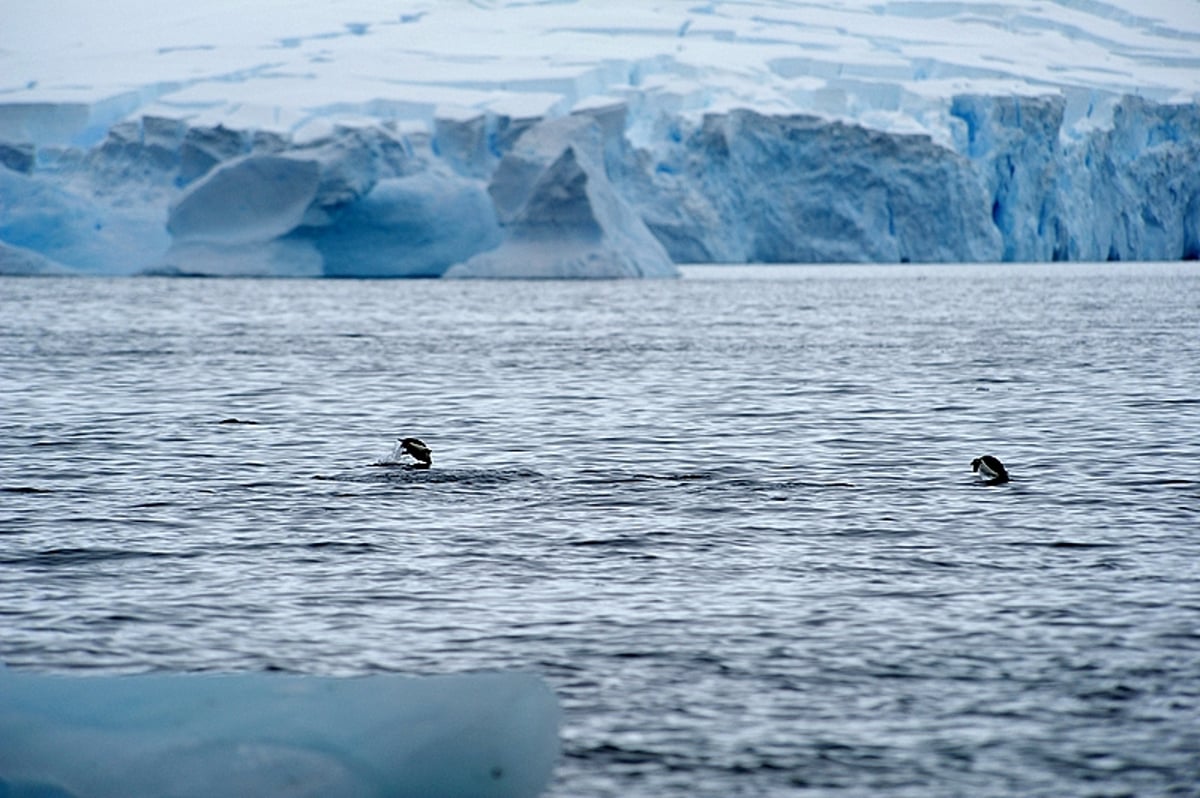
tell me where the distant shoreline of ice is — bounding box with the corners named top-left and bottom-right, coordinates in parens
top-left (2, 1), bottom-right (1198, 277)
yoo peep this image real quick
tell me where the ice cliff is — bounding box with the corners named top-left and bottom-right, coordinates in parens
top-left (1, 0), bottom-right (1198, 277)
top-left (446, 113), bottom-right (676, 278)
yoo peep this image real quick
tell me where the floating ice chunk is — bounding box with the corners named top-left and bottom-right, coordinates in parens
top-left (313, 171), bottom-right (502, 277)
top-left (0, 669), bottom-right (560, 798)
top-left (0, 240), bottom-right (75, 275)
top-left (153, 238), bottom-right (324, 278)
top-left (168, 154), bottom-right (320, 245)
top-left (0, 168), bottom-right (170, 274)
top-left (448, 114), bottom-right (677, 278)
top-left (157, 127), bottom-right (504, 276)
top-left (447, 238), bottom-right (677, 279)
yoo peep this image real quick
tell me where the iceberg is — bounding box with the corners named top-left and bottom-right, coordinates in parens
top-left (0, 669), bottom-right (560, 798)
top-left (157, 153), bottom-right (323, 276)
top-left (313, 170), bottom-right (502, 278)
top-left (144, 122), bottom-right (504, 277)
top-left (1, 0), bottom-right (1198, 276)
top-left (0, 166), bottom-right (170, 275)
top-left (447, 113), bottom-right (677, 278)
top-left (0, 239), bottom-right (74, 275)
top-left (168, 155), bottom-right (321, 246)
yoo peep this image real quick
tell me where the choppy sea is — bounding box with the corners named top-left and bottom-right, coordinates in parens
top-left (2, 262), bottom-right (1199, 796)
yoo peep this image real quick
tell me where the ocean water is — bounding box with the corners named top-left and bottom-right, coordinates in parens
top-left (2, 262), bottom-right (1199, 796)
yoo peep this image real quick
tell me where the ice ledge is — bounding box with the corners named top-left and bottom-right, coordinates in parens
top-left (1, 93), bottom-right (1198, 276)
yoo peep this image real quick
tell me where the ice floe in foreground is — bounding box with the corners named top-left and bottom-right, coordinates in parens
top-left (0, 669), bottom-right (560, 797)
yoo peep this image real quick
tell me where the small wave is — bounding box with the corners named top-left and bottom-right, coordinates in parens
top-left (1126, 397), bottom-right (1200, 408)
top-left (568, 742), bottom-right (671, 767)
top-left (569, 468), bottom-right (858, 494)
top-left (0, 546), bottom-right (187, 567)
top-left (1004, 540), bottom-right (1122, 549)
top-left (303, 540), bottom-right (381, 554)
top-left (379, 466), bottom-right (543, 486)
top-left (1130, 478), bottom-right (1199, 487)
top-left (369, 458), bottom-right (406, 467)
top-left (572, 469), bottom-right (715, 486)
top-left (317, 465), bottom-right (543, 487)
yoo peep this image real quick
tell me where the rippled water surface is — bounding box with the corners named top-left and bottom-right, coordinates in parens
top-left (2, 263), bottom-right (1199, 796)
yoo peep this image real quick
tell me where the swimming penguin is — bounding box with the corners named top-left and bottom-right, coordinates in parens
top-left (399, 437), bottom-right (432, 468)
top-left (971, 455), bottom-right (1009, 485)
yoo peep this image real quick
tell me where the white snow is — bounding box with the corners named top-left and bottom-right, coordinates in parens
top-left (0, 669), bottom-right (561, 798)
top-left (1, 0), bottom-right (1198, 276)
top-left (6, 0), bottom-right (1194, 143)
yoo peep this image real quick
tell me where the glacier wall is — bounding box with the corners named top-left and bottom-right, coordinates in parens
top-left (3, 0), bottom-right (1197, 277)
top-left (950, 94), bottom-right (1200, 262)
top-left (1, 94), bottom-right (1197, 276)
top-left (623, 109), bottom-right (1003, 264)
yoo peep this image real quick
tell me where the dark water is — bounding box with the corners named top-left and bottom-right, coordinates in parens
top-left (2, 263), bottom-right (1199, 796)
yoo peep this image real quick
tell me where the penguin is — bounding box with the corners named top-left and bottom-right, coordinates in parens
top-left (971, 454), bottom-right (1009, 485)
top-left (399, 437), bottom-right (432, 468)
